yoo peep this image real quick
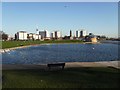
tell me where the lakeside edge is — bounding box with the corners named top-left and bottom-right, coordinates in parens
top-left (2, 61), bottom-right (120, 70)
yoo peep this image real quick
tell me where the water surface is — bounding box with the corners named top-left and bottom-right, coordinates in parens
top-left (2, 43), bottom-right (119, 64)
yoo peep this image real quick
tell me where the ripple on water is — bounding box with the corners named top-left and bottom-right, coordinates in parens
top-left (2, 43), bottom-right (118, 64)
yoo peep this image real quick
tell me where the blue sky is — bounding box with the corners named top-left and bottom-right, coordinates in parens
top-left (1, 0), bottom-right (119, 2)
top-left (2, 2), bottom-right (118, 37)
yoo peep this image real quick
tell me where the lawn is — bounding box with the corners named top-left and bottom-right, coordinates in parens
top-left (2, 67), bottom-right (120, 88)
top-left (2, 40), bottom-right (83, 49)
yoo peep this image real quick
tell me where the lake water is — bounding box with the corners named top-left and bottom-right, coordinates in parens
top-left (2, 42), bottom-right (119, 64)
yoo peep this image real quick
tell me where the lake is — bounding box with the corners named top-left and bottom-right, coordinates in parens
top-left (2, 42), bottom-right (119, 64)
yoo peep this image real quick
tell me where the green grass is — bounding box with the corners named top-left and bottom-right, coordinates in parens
top-left (2, 67), bottom-right (120, 88)
top-left (2, 40), bottom-right (83, 49)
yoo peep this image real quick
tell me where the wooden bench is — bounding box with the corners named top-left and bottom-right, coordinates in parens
top-left (47, 63), bottom-right (65, 70)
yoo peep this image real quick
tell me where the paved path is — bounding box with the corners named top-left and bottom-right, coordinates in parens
top-left (65, 61), bottom-right (120, 69)
top-left (2, 61), bottom-right (120, 70)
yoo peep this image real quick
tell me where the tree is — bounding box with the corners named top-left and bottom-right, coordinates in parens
top-left (2, 32), bottom-right (8, 41)
top-left (15, 33), bottom-right (17, 40)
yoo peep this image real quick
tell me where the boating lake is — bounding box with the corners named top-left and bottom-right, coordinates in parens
top-left (2, 42), bottom-right (119, 64)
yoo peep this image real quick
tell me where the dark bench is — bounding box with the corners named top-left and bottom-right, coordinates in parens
top-left (47, 63), bottom-right (65, 70)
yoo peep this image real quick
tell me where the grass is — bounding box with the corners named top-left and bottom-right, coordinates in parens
top-left (2, 67), bottom-right (120, 88)
top-left (2, 40), bottom-right (83, 49)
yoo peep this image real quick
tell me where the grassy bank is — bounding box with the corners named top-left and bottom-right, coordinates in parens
top-left (2, 40), bottom-right (83, 49)
top-left (2, 67), bottom-right (120, 88)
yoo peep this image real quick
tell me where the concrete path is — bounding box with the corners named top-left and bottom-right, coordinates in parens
top-left (2, 61), bottom-right (120, 70)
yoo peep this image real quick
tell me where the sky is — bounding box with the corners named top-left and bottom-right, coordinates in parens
top-left (1, 0), bottom-right (120, 2)
top-left (1, 2), bottom-right (118, 38)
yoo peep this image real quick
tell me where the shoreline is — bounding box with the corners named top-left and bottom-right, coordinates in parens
top-left (0, 42), bottom-right (100, 53)
top-left (0, 44), bottom-right (35, 53)
top-left (2, 61), bottom-right (120, 70)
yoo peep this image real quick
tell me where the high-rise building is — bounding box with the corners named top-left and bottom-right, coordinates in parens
top-left (16, 31), bottom-right (27, 40)
top-left (55, 31), bottom-right (61, 39)
top-left (39, 30), bottom-right (50, 39)
top-left (76, 31), bottom-right (80, 37)
top-left (50, 31), bottom-right (61, 39)
top-left (27, 33), bottom-right (41, 40)
top-left (80, 30), bottom-right (87, 37)
top-left (51, 32), bottom-right (55, 39)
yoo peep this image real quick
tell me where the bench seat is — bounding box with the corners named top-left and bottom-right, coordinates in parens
top-left (47, 63), bottom-right (65, 70)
